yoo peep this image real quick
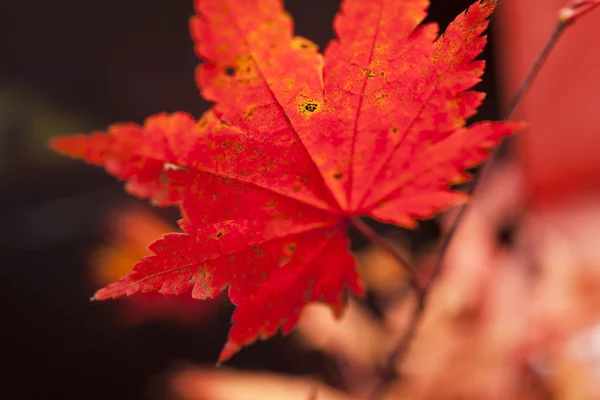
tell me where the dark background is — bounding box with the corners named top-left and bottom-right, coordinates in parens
top-left (0, 1), bottom-right (500, 399)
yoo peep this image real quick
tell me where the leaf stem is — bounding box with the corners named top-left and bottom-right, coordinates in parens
top-left (369, 6), bottom-right (588, 399)
top-left (349, 217), bottom-right (423, 295)
top-left (370, 292), bottom-right (424, 400)
top-left (504, 24), bottom-right (566, 120)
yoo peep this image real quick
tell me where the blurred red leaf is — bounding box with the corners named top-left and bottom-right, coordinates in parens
top-left (90, 207), bottom-right (218, 327)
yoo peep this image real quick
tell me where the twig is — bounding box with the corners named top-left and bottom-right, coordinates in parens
top-left (559, 0), bottom-right (600, 23)
top-left (368, 1), bottom-right (598, 398)
top-left (370, 293), bottom-right (425, 400)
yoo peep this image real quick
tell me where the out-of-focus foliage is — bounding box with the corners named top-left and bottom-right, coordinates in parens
top-left (90, 206), bottom-right (220, 327)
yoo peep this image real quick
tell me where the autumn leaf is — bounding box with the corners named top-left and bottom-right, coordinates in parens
top-left (50, 0), bottom-right (521, 361)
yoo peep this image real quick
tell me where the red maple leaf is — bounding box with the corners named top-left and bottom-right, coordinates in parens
top-left (50, 0), bottom-right (521, 361)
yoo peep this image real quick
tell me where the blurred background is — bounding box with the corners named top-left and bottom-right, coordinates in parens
top-left (2, 0), bottom-right (599, 399)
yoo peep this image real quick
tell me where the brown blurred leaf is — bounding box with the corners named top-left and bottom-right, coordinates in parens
top-left (168, 368), bottom-right (356, 400)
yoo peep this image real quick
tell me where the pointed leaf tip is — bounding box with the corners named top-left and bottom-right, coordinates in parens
top-left (49, 135), bottom-right (89, 158)
top-left (218, 340), bottom-right (240, 363)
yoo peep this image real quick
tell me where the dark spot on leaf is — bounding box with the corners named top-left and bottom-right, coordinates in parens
top-left (304, 102), bottom-right (318, 112)
top-left (225, 67), bottom-right (235, 76)
top-left (333, 172), bottom-right (343, 180)
top-left (216, 231), bottom-right (223, 238)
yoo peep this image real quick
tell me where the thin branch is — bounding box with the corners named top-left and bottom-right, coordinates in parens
top-left (559, 0), bottom-right (600, 23)
top-left (370, 292), bottom-right (424, 400)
